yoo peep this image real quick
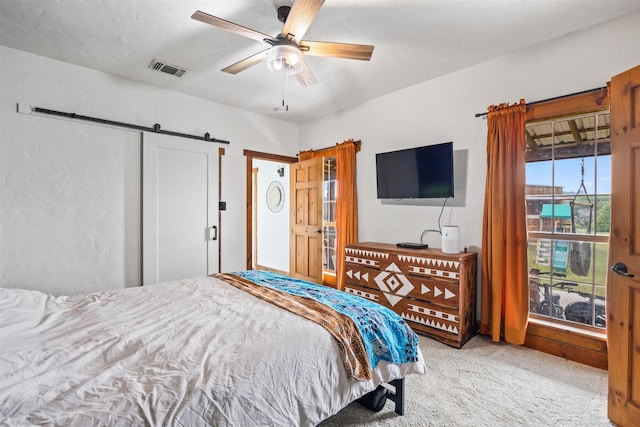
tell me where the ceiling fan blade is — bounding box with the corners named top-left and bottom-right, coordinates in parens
top-left (296, 59), bottom-right (318, 87)
top-left (299, 40), bottom-right (374, 61)
top-left (222, 49), bottom-right (270, 74)
top-left (192, 10), bottom-right (273, 43)
top-left (282, 0), bottom-right (325, 42)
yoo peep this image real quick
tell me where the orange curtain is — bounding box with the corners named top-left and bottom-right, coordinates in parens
top-left (335, 140), bottom-right (359, 290)
top-left (480, 99), bottom-right (529, 345)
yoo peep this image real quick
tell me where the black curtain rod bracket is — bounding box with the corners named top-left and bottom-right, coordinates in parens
top-left (24, 105), bottom-right (229, 144)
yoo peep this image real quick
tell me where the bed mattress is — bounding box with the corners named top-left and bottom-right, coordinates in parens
top-left (0, 275), bottom-right (425, 426)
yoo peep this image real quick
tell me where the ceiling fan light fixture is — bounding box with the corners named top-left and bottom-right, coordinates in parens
top-left (267, 44), bottom-right (303, 75)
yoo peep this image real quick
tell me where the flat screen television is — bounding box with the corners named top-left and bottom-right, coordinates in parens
top-left (376, 142), bottom-right (454, 199)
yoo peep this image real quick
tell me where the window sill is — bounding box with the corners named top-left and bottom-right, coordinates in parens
top-left (528, 316), bottom-right (607, 340)
top-left (524, 316), bottom-right (607, 370)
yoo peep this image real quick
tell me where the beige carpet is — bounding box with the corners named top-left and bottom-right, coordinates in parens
top-left (320, 335), bottom-right (612, 426)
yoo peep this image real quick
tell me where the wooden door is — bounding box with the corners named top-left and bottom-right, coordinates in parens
top-left (608, 64), bottom-right (640, 427)
top-left (290, 157), bottom-right (323, 283)
top-left (142, 132), bottom-right (218, 285)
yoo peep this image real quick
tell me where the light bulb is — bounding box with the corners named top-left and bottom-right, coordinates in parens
top-left (267, 44), bottom-right (303, 75)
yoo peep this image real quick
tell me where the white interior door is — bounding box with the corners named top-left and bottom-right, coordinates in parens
top-left (142, 132), bottom-right (218, 285)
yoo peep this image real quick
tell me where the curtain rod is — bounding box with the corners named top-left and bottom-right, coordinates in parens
top-left (474, 87), bottom-right (607, 118)
top-left (297, 139), bottom-right (362, 156)
top-left (19, 104), bottom-right (229, 144)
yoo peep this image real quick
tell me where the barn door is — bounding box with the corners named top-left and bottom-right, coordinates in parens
top-left (290, 157), bottom-right (323, 283)
top-left (142, 132), bottom-right (218, 284)
top-left (608, 64), bottom-right (640, 427)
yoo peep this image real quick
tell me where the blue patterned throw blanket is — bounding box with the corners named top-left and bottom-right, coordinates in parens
top-left (216, 270), bottom-right (420, 381)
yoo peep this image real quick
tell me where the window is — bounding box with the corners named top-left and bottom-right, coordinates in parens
top-left (323, 157), bottom-right (337, 276)
top-left (525, 111), bottom-right (610, 329)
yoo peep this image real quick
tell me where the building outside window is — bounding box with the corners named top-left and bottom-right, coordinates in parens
top-left (525, 112), bottom-right (610, 329)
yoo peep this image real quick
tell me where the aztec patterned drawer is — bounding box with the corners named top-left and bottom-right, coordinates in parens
top-left (344, 242), bottom-right (477, 348)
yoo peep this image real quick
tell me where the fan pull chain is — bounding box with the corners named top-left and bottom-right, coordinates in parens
top-left (273, 74), bottom-right (290, 112)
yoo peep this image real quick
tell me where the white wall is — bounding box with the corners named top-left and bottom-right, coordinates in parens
top-left (0, 46), bottom-right (298, 295)
top-left (254, 159), bottom-right (290, 272)
top-left (299, 11), bottom-right (640, 255)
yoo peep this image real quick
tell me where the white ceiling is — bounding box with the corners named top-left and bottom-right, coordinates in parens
top-left (1, 0), bottom-right (639, 123)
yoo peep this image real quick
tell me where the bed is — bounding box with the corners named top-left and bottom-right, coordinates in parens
top-left (0, 270), bottom-right (425, 426)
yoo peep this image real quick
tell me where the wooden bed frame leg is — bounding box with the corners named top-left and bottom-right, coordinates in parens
top-left (387, 378), bottom-right (405, 415)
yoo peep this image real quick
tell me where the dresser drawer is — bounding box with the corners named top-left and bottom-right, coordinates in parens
top-left (395, 298), bottom-right (460, 336)
top-left (344, 282), bottom-right (387, 306)
top-left (344, 263), bottom-right (379, 289)
top-left (345, 246), bottom-right (462, 281)
top-left (395, 253), bottom-right (462, 280)
top-left (345, 261), bottom-right (459, 308)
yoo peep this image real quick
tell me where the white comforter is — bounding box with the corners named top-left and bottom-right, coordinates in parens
top-left (0, 276), bottom-right (425, 426)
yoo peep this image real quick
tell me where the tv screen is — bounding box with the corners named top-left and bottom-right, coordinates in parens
top-left (376, 142), bottom-right (454, 199)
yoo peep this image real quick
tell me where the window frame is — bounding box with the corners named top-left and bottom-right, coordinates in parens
top-left (525, 111), bottom-right (610, 330)
top-left (322, 156), bottom-right (337, 283)
top-left (521, 87), bottom-right (610, 369)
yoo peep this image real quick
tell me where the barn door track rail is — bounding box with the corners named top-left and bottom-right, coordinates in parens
top-left (17, 103), bottom-right (229, 144)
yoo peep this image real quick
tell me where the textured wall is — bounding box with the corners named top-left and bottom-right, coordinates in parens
top-left (1, 119), bottom-right (140, 294)
top-left (1, 46), bottom-right (299, 295)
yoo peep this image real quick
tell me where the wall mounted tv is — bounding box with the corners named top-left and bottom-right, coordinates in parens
top-left (376, 141), bottom-right (454, 199)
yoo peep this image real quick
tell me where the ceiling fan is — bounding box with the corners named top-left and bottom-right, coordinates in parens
top-left (191, 0), bottom-right (374, 87)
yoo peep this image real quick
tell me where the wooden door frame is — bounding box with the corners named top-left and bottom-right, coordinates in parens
top-left (244, 150), bottom-right (298, 270)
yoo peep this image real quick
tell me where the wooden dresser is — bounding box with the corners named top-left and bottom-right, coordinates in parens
top-left (344, 242), bottom-right (477, 348)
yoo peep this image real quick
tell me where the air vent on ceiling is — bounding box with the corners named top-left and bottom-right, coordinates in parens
top-left (149, 60), bottom-right (187, 78)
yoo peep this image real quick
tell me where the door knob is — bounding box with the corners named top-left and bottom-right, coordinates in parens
top-left (314, 229), bottom-right (322, 234)
top-left (610, 262), bottom-right (635, 278)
